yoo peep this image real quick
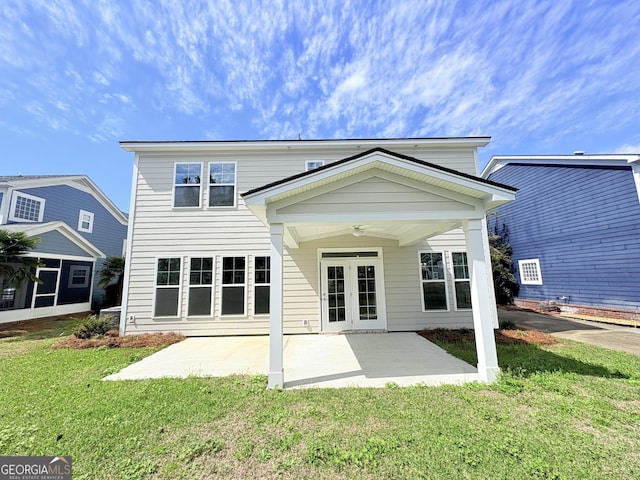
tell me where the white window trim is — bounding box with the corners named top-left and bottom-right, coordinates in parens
top-left (186, 256), bottom-right (215, 318)
top-left (252, 255), bottom-right (270, 316)
top-left (220, 255), bottom-right (247, 316)
top-left (418, 251), bottom-right (450, 312)
top-left (450, 251), bottom-right (472, 311)
top-left (172, 162), bottom-right (203, 209)
top-left (9, 191), bottom-right (45, 223)
top-left (207, 161), bottom-right (237, 208)
top-left (305, 160), bottom-right (325, 171)
top-left (152, 256), bottom-right (183, 318)
top-left (77, 209), bottom-right (94, 233)
top-left (68, 265), bottom-right (91, 288)
top-left (518, 258), bottom-right (543, 285)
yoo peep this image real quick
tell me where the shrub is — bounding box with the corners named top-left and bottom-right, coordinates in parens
top-left (73, 315), bottom-right (114, 339)
top-left (499, 320), bottom-right (517, 330)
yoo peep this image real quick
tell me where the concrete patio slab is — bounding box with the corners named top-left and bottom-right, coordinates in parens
top-left (104, 332), bottom-right (479, 388)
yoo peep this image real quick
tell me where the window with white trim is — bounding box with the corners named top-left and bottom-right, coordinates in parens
top-left (9, 192), bottom-right (45, 222)
top-left (174, 163), bottom-right (202, 208)
top-left (68, 265), bottom-right (91, 288)
top-left (451, 252), bottom-right (472, 309)
top-left (77, 210), bottom-right (94, 233)
top-left (306, 160), bottom-right (324, 171)
top-left (518, 259), bottom-right (543, 285)
top-left (154, 258), bottom-right (181, 317)
top-left (254, 256), bottom-right (270, 315)
top-left (188, 257), bottom-right (214, 317)
top-left (419, 252), bottom-right (448, 310)
top-left (209, 162), bottom-right (236, 207)
top-left (221, 256), bottom-right (246, 315)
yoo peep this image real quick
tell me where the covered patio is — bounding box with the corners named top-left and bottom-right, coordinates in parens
top-left (242, 148), bottom-right (516, 388)
top-left (104, 332), bottom-right (478, 388)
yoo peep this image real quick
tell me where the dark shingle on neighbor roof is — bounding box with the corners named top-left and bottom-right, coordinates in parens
top-left (242, 147), bottom-right (517, 197)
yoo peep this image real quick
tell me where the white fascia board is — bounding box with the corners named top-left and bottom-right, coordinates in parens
top-left (482, 155), bottom-right (640, 178)
top-left (120, 136), bottom-right (491, 153)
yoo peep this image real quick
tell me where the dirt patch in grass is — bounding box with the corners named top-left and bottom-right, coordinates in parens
top-left (418, 328), bottom-right (557, 346)
top-left (53, 330), bottom-right (185, 349)
top-left (0, 313), bottom-right (89, 338)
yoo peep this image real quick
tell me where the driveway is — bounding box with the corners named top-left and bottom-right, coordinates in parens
top-left (104, 332), bottom-right (479, 388)
top-left (499, 308), bottom-right (640, 356)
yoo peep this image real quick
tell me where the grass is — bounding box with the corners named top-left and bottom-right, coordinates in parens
top-left (2, 320), bottom-right (640, 479)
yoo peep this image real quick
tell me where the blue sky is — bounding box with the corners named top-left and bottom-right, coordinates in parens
top-left (2, 0), bottom-right (639, 212)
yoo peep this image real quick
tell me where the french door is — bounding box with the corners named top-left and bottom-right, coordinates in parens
top-left (320, 258), bottom-right (386, 331)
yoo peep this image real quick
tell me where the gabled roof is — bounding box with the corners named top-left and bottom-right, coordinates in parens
top-left (0, 175), bottom-right (128, 225)
top-left (243, 147), bottom-right (516, 198)
top-left (2, 221), bottom-right (106, 259)
top-left (481, 153), bottom-right (640, 178)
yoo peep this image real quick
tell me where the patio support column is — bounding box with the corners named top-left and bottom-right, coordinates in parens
top-left (268, 223), bottom-right (284, 389)
top-left (464, 219), bottom-right (500, 383)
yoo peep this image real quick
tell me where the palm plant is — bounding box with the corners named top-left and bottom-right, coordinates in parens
top-left (98, 256), bottom-right (125, 305)
top-left (0, 230), bottom-right (41, 287)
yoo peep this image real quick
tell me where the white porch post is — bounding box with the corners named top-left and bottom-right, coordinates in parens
top-left (268, 223), bottom-right (284, 389)
top-left (480, 217), bottom-right (500, 329)
top-left (464, 219), bottom-right (500, 383)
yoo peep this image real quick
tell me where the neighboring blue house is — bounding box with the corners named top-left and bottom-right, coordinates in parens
top-left (482, 153), bottom-right (640, 317)
top-left (0, 175), bottom-right (128, 323)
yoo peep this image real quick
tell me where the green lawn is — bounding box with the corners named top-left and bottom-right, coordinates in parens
top-left (2, 320), bottom-right (640, 479)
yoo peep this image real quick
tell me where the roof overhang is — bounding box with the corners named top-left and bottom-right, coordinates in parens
top-left (120, 136), bottom-right (491, 153)
top-left (2, 221), bottom-right (106, 259)
top-left (243, 148), bottom-right (515, 248)
top-left (481, 154), bottom-right (640, 178)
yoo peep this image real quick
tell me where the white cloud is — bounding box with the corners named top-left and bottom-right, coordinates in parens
top-left (615, 144), bottom-right (640, 154)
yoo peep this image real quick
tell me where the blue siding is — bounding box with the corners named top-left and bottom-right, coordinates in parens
top-left (488, 164), bottom-right (640, 311)
top-left (34, 231), bottom-right (93, 257)
top-left (8, 184), bottom-right (127, 305)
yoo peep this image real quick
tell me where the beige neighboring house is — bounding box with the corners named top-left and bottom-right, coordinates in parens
top-left (119, 138), bottom-right (516, 388)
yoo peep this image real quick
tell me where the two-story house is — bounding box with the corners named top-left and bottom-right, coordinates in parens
top-left (482, 153), bottom-right (640, 320)
top-left (119, 138), bottom-right (516, 387)
top-left (0, 175), bottom-right (128, 323)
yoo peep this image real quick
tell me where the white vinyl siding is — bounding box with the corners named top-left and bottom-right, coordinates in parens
top-left (519, 258), bottom-right (543, 285)
top-left (9, 192), bottom-right (45, 222)
top-left (124, 145), bottom-right (478, 335)
top-left (173, 163), bottom-right (202, 208)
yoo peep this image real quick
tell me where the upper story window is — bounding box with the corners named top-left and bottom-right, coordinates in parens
top-left (174, 163), bottom-right (202, 208)
top-left (209, 163), bottom-right (236, 207)
top-left (518, 259), bottom-right (543, 285)
top-left (9, 192), bottom-right (45, 222)
top-left (77, 210), bottom-right (94, 233)
top-left (306, 160), bottom-right (325, 171)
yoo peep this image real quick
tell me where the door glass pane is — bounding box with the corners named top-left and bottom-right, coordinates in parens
top-left (357, 265), bottom-right (377, 320)
top-left (37, 271), bottom-right (58, 295)
top-left (327, 266), bottom-right (346, 323)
